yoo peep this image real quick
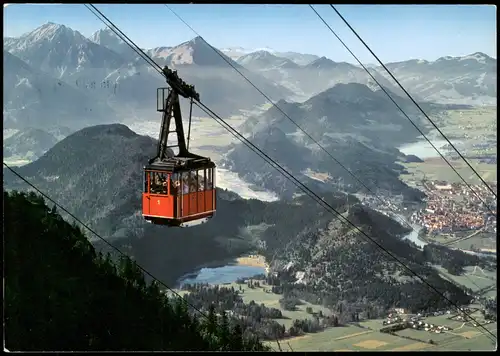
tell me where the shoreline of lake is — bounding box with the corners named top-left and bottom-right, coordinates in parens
top-left (177, 254), bottom-right (268, 286)
top-left (398, 138), bottom-right (464, 160)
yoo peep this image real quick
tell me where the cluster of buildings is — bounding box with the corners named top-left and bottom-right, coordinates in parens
top-left (410, 180), bottom-right (497, 234)
top-left (408, 320), bottom-right (450, 334)
top-left (382, 310), bottom-right (452, 334)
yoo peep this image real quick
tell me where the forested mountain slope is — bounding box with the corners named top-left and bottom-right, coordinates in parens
top-left (4, 190), bottom-right (268, 351)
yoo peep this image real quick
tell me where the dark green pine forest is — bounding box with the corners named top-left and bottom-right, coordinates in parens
top-left (4, 190), bottom-right (269, 351)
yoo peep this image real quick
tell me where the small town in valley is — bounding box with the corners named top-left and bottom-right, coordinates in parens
top-left (410, 180), bottom-right (497, 236)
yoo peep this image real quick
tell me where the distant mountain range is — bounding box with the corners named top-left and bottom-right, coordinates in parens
top-left (0, 123), bottom-right (376, 287)
top-left (220, 46), bottom-right (321, 66)
top-left (3, 128), bottom-right (59, 161)
top-left (233, 49), bottom-right (497, 106)
top-left (3, 24), bottom-right (291, 125)
top-left (4, 22), bottom-right (496, 133)
top-left (3, 22), bottom-right (496, 183)
top-left (223, 82), bottom-right (451, 199)
top-left (2, 123), bottom-right (271, 283)
top-left (3, 123), bottom-right (474, 313)
top-left (3, 50), bottom-right (119, 131)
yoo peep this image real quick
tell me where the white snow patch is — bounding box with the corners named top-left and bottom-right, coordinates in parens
top-left (476, 72), bottom-right (486, 86)
top-left (3, 129), bottom-right (19, 139)
top-left (216, 168), bottom-right (278, 202)
top-left (459, 53), bottom-right (486, 64)
top-left (15, 77), bottom-right (32, 88)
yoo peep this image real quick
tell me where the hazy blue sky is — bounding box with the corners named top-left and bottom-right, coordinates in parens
top-left (3, 4), bottom-right (497, 63)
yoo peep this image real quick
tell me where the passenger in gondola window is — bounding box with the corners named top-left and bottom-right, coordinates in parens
top-left (156, 173), bottom-right (164, 193)
top-left (190, 172), bottom-right (198, 193)
top-left (198, 169), bottom-right (205, 192)
top-left (171, 173), bottom-right (179, 196)
top-left (145, 172), bottom-right (151, 193)
top-left (152, 173), bottom-right (161, 193)
top-left (207, 171), bottom-right (213, 190)
top-left (162, 176), bottom-right (168, 194)
top-left (182, 174), bottom-right (190, 194)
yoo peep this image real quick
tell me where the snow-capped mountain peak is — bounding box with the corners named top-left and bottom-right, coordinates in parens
top-left (220, 46), bottom-right (275, 60)
top-left (186, 35), bottom-right (206, 47)
top-left (88, 27), bottom-right (136, 57)
top-left (250, 50), bottom-right (275, 59)
top-left (252, 47), bottom-right (275, 53)
top-left (435, 52), bottom-right (494, 64)
top-left (23, 22), bottom-right (86, 45)
top-left (160, 36), bottom-right (238, 67)
top-left (89, 28), bottom-right (125, 46)
top-left (146, 46), bottom-right (173, 59)
top-left (458, 52), bottom-right (491, 64)
top-left (4, 23), bottom-right (126, 79)
top-left (237, 50), bottom-right (274, 64)
top-left (236, 50), bottom-right (299, 70)
top-left (307, 56), bottom-right (337, 69)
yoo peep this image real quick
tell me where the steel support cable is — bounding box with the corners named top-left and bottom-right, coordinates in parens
top-left (3, 162), bottom-right (211, 321)
top-left (309, 2), bottom-right (495, 322)
top-left (85, 4), bottom-right (496, 342)
top-left (4, 160), bottom-right (279, 354)
top-left (329, 4), bottom-right (497, 200)
top-left (163, 4), bottom-right (415, 231)
top-left (98, 2), bottom-right (495, 341)
top-left (304, 3), bottom-right (496, 342)
top-left (94, 0), bottom-right (408, 238)
top-left (69, 5), bottom-right (282, 351)
top-left (309, 4), bottom-right (496, 216)
top-left (160, 7), bottom-right (494, 336)
top-left (193, 101), bottom-right (498, 345)
top-left (6, 161), bottom-right (284, 354)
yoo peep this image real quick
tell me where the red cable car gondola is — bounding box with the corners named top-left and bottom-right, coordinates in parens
top-left (142, 67), bottom-right (216, 227)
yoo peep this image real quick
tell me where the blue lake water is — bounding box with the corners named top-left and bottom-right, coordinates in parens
top-left (179, 265), bottom-right (266, 286)
top-left (403, 226), bottom-right (427, 248)
top-left (398, 139), bottom-right (463, 159)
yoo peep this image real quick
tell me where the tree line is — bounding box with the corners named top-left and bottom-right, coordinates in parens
top-left (4, 190), bottom-right (269, 351)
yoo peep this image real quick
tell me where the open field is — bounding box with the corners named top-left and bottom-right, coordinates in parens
top-left (266, 320), bottom-right (497, 351)
top-left (188, 282), bottom-right (498, 351)
top-left (400, 107), bottom-right (497, 185)
top-left (172, 281), bottom-right (497, 351)
top-left (446, 233), bottom-right (497, 251)
top-left (126, 114), bottom-right (248, 162)
top-left (234, 254), bottom-right (268, 269)
top-left (270, 306), bottom-right (498, 351)
top-left (178, 115), bottom-right (248, 162)
top-left (434, 331), bottom-right (497, 351)
top-left (269, 326), bottom-right (422, 351)
top-left (230, 282), bottom-right (332, 329)
top-left (431, 107), bottom-right (497, 146)
top-left (401, 158), bottom-right (497, 185)
top-left (434, 265), bottom-right (496, 297)
top-left (425, 230), bottom-right (497, 250)
top-left (418, 308), bottom-right (498, 351)
top-left (172, 281), bottom-right (332, 329)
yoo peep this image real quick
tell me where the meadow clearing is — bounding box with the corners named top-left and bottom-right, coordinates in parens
top-left (226, 281), bottom-right (498, 351)
top-left (400, 106), bottom-right (497, 185)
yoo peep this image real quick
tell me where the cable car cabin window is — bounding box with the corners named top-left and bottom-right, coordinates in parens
top-left (144, 171), bottom-right (149, 193)
top-left (181, 172), bottom-right (190, 195)
top-left (176, 170), bottom-right (207, 194)
top-left (189, 171), bottom-right (198, 193)
top-left (150, 172), bottom-right (169, 195)
top-left (171, 173), bottom-right (180, 196)
top-left (206, 168), bottom-right (214, 190)
top-left (197, 169), bottom-right (205, 191)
